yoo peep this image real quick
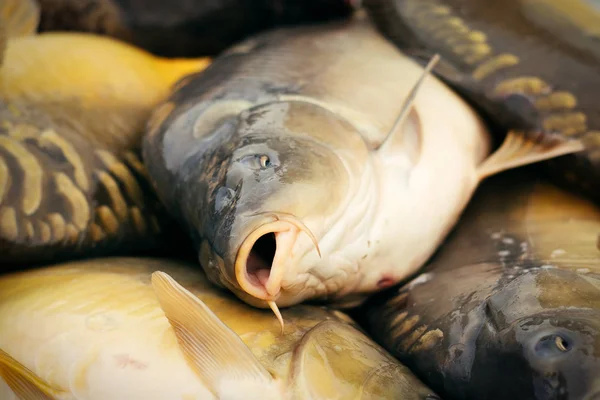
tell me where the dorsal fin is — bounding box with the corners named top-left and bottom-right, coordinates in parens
top-left (151, 271), bottom-right (283, 398)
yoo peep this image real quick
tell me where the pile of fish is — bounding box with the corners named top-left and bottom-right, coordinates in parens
top-left (0, 0), bottom-right (599, 398)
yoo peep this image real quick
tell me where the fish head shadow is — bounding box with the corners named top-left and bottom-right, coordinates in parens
top-left (470, 267), bottom-right (600, 400)
top-left (176, 99), bottom-right (370, 309)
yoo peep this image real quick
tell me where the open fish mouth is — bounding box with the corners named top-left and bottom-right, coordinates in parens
top-left (234, 214), bottom-right (321, 302)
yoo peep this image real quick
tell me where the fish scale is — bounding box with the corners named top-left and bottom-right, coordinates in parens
top-left (355, 167), bottom-right (600, 400)
top-left (1, 256), bottom-right (442, 399)
top-left (0, 0), bottom-right (211, 266)
top-left (364, 0), bottom-right (600, 202)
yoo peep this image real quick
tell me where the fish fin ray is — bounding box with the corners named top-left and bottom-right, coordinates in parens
top-left (375, 53), bottom-right (440, 152)
top-left (0, 348), bottom-right (62, 400)
top-left (150, 271), bottom-right (276, 394)
top-left (477, 130), bottom-right (584, 181)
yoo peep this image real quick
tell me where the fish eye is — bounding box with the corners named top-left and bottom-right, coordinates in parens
top-left (534, 333), bottom-right (573, 357)
top-left (259, 155), bottom-right (271, 169)
top-left (555, 336), bottom-right (570, 352)
top-left (238, 154), bottom-right (276, 170)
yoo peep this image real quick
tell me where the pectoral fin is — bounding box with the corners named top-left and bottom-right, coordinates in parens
top-left (476, 130), bottom-right (585, 181)
top-left (0, 348), bottom-right (62, 400)
top-left (375, 53), bottom-right (440, 152)
top-left (150, 271), bottom-right (278, 396)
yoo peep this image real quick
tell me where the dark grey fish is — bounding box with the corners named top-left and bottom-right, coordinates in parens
top-left (355, 166), bottom-right (600, 400)
top-left (142, 11), bottom-right (581, 322)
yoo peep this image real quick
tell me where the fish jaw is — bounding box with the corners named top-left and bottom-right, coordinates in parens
top-left (264, 156), bottom-right (382, 307)
top-left (235, 216), bottom-right (322, 303)
top-left (216, 149), bottom-right (379, 309)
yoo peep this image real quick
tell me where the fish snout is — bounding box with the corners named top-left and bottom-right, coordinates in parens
top-left (234, 214), bottom-right (321, 303)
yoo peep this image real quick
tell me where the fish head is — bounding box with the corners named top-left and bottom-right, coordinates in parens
top-left (286, 318), bottom-right (440, 400)
top-left (186, 99), bottom-right (370, 309)
top-left (472, 267), bottom-right (600, 399)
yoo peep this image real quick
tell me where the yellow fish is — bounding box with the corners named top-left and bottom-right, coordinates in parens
top-left (0, 257), bottom-right (439, 400)
top-left (0, 0), bottom-right (210, 265)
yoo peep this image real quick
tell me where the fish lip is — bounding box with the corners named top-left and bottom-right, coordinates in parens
top-left (234, 216), bottom-right (299, 301)
top-left (234, 213), bottom-right (322, 303)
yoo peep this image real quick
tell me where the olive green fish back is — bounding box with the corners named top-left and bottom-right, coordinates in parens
top-left (364, 0), bottom-right (600, 202)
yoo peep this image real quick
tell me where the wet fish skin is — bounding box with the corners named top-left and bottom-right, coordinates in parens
top-left (0, 256), bottom-right (439, 400)
top-left (0, 0), bottom-right (210, 266)
top-left (355, 167), bottom-right (600, 400)
top-left (364, 0), bottom-right (600, 202)
top-left (143, 10), bottom-right (582, 312)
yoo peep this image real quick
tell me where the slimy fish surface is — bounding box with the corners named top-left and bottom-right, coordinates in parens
top-left (0, 257), bottom-right (439, 400)
top-left (355, 167), bottom-right (600, 400)
top-left (143, 11), bottom-right (581, 314)
top-left (0, 0), bottom-right (210, 265)
top-left (364, 0), bottom-right (600, 202)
